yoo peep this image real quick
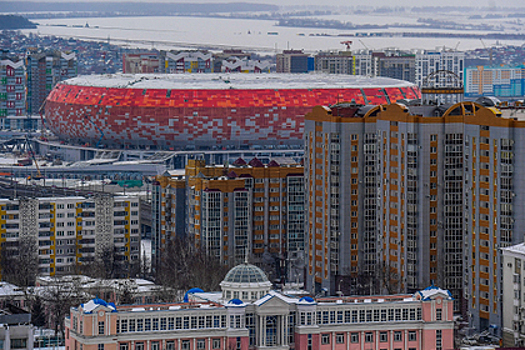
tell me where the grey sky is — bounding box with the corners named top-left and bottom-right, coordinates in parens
top-left (1, 0), bottom-right (524, 6)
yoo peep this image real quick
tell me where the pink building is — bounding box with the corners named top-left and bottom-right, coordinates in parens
top-left (65, 264), bottom-right (454, 350)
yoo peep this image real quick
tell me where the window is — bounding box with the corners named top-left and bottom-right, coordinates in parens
top-left (365, 332), bottom-right (373, 343)
top-left (120, 344), bottom-right (128, 350)
top-left (197, 340), bottom-right (206, 350)
top-left (394, 331), bottom-right (402, 342)
top-left (182, 341), bottom-right (190, 350)
top-left (98, 321), bottom-right (105, 335)
top-left (336, 334), bottom-right (344, 344)
top-left (136, 343), bottom-right (144, 350)
top-left (98, 345), bottom-right (104, 350)
top-left (151, 342), bottom-right (159, 350)
top-left (350, 333), bottom-right (359, 343)
top-left (408, 331), bottom-right (417, 341)
top-left (213, 339), bottom-right (221, 349)
top-left (380, 332), bottom-right (388, 342)
top-left (321, 334), bottom-right (330, 345)
top-left (436, 308), bottom-right (442, 321)
top-left (11, 339), bottom-right (27, 349)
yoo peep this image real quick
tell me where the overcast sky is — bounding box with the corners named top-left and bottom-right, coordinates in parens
top-left (1, 0), bottom-right (524, 6)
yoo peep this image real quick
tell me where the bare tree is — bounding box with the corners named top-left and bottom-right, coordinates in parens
top-left (379, 261), bottom-right (400, 294)
top-left (1, 236), bottom-right (38, 287)
top-left (155, 236), bottom-right (229, 297)
top-left (39, 277), bottom-right (90, 338)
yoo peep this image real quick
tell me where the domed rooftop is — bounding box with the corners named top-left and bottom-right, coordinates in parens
top-left (223, 263), bottom-right (269, 284)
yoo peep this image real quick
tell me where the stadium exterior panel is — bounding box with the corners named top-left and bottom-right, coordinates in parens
top-left (45, 74), bottom-right (420, 148)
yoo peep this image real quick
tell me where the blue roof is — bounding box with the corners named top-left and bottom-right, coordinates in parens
top-left (183, 288), bottom-right (204, 303)
top-left (299, 296), bottom-right (315, 303)
top-left (228, 298), bottom-right (244, 305)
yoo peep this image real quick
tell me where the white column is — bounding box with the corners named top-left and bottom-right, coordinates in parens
top-left (360, 331), bottom-right (364, 350)
top-left (404, 330), bottom-right (407, 350)
top-left (389, 330), bottom-right (393, 350)
top-left (147, 340), bottom-right (150, 350)
top-left (346, 332), bottom-right (349, 350)
top-left (375, 331), bottom-right (378, 350)
top-left (131, 341), bottom-right (135, 350)
top-left (331, 332), bottom-right (335, 350)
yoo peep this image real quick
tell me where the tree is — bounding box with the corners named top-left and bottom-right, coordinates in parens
top-left (39, 277), bottom-right (90, 338)
top-left (155, 236), bottom-right (229, 299)
top-left (1, 236), bottom-right (38, 287)
top-left (379, 261), bottom-right (400, 295)
top-left (30, 295), bottom-right (46, 328)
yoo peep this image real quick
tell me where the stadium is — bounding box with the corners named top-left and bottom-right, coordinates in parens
top-left (44, 74), bottom-right (420, 149)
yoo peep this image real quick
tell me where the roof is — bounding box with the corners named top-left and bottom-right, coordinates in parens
top-left (81, 298), bottom-right (116, 313)
top-left (501, 242), bottom-right (525, 257)
top-left (415, 285), bottom-right (453, 301)
top-left (222, 263), bottom-right (269, 284)
top-left (61, 73), bottom-right (415, 91)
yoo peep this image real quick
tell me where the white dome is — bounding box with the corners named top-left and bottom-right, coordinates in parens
top-left (220, 263), bottom-right (272, 302)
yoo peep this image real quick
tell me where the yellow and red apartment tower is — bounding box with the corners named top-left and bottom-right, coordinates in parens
top-left (305, 100), bottom-right (525, 334)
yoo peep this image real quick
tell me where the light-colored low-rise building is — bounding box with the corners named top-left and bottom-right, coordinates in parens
top-left (65, 263), bottom-right (455, 350)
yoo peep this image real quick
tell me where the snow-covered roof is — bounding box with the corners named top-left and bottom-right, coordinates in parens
top-left (253, 291), bottom-right (300, 306)
top-left (415, 285), bottom-right (453, 301)
top-left (81, 298), bottom-right (116, 313)
top-left (0, 282), bottom-right (25, 297)
top-left (61, 73), bottom-right (415, 91)
top-left (501, 243), bottom-right (525, 257)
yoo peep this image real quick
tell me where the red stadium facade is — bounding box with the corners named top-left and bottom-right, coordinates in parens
top-left (45, 74), bottom-right (420, 149)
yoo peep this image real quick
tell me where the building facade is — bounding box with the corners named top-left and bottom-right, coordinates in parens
top-left (164, 51), bottom-right (213, 73)
top-left (152, 159), bottom-right (305, 283)
top-left (221, 58), bottom-right (270, 73)
top-left (375, 52), bottom-right (416, 83)
top-left (65, 264), bottom-right (455, 350)
top-left (26, 50), bottom-right (77, 115)
top-left (123, 53), bottom-right (161, 74)
top-left (304, 99), bottom-right (525, 333)
top-left (501, 243), bottom-right (525, 347)
top-left (0, 58), bottom-right (26, 117)
top-left (415, 50), bottom-right (464, 87)
top-left (314, 51), bottom-right (353, 75)
top-left (276, 50), bottom-right (309, 73)
top-left (0, 195), bottom-right (140, 277)
top-left (464, 65), bottom-right (525, 99)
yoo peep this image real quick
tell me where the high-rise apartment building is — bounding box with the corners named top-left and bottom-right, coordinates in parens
top-left (26, 50), bottom-right (77, 115)
top-left (151, 171), bottom-right (187, 270)
top-left (464, 65), bottom-right (525, 99)
top-left (0, 195), bottom-right (140, 277)
top-left (152, 158), bottom-right (304, 282)
top-left (304, 99), bottom-right (525, 333)
top-left (314, 51), bottom-right (353, 75)
top-left (0, 57), bottom-right (26, 117)
top-left (415, 49), bottom-right (464, 87)
top-left (375, 51), bottom-right (415, 83)
top-left (276, 50), bottom-right (309, 73)
top-left (351, 50), bottom-right (373, 76)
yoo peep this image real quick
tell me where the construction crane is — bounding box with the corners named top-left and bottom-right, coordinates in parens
top-left (24, 134), bottom-right (43, 180)
top-left (340, 41), bottom-right (353, 51)
top-left (38, 101), bottom-right (48, 141)
top-left (358, 39), bottom-right (370, 51)
top-left (480, 39), bottom-right (493, 66)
